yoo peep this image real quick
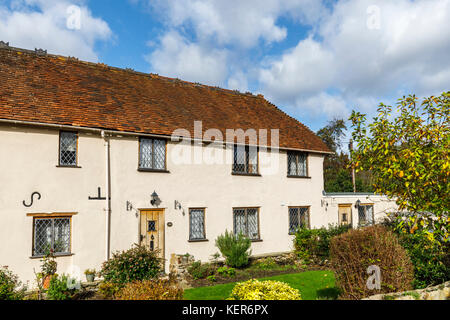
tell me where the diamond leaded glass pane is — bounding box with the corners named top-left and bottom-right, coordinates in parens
top-left (289, 207), bottom-right (309, 234)
top-left (53, 218), bottom-right (70, 253)
top-left (139, 138), bottom-right (166, 170)
top-left (288, 152), bottom-right (297, 176)
top-left (189, 209), bottom-right (205, 240)
top-left (153, 139), bottom-right (166, 170)
top-left (289, 207), bottom-right (299, 234)
top-left (233, 209), bottom-right (246, 236)
top-left (287, 152), bottom-right (307, 176)
top-left (233, 208), bottom-right (259, 239)
top-left (247, 208), bottom-right (259, 240)
top-left (33, 218), bottom-right (71, 256)
top-left (233, 145), bottom-right (246, 173)
top-left (59, 132), bottom-right (77, 166)
top-left (248, 146), bottom-right (258, 174)
top-left (34, 219), bottom-right (52, 256)
top-left (139, 138), bottom-right (153, 168)
top-left (358, 205), bottom-right (374, 227)
top-left (298, 153), bottom-right (307, 176)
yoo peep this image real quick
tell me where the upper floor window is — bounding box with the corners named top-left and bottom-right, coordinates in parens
top-left (59, 131), bottom-right (78, 166)
top-left (233, 145), bottom-right (258, 175)
top-left (33, 217), bottom-right (71, 257)
top-left (139, 138), bottom-right (166, 170)
top-left (233, 208), bottom-right (260, 240)
top-left (189, 208), bottom-right (206, 241)
top-left (287, 151), bottom-right (308, 177)
top-left (289, 207), bottom-right (310, 234)
top-left (358, 204), bottom-right (374, 227)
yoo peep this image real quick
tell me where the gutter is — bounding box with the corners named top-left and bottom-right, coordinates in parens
top-left (0, 118), bottom-right (334, 155)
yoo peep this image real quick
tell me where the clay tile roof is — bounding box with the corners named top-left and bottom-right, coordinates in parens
top-left (0, 46), bottom-right (331, 153)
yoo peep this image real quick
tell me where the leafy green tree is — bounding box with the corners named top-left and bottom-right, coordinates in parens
top-left (349, 92), bottom-right (449, 243)
top-left (317, 119), bottom-right (373, 192)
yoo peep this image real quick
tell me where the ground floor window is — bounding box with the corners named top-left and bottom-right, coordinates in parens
top-left (233, 208), bottom-right (260, 240)
top-left (33, 217), bottom-right (71, 257)
top-left (189, 208), bottom-right (206, 240)
top-left (358, 204), bottom-right (374, 227)
top-left (289, 207), bottom-right (310, 234)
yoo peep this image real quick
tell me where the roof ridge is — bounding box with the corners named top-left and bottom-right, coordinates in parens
top-left (0, 44), bottom-right (259, 100)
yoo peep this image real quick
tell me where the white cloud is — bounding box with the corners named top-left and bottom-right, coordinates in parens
top-left (0, 0), bottom-right (112, 61)
top-left (150, 0), bottom-right (327, 48)
top-left (146, 31), bottom-right (228, 86)
top-left (259, 0), bottom-right (450, 116)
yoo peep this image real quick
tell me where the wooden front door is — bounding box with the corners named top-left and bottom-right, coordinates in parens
top-left (140, 209), bottom-right (165, 259)
top-left (338, 205), bottom-right (352, 226)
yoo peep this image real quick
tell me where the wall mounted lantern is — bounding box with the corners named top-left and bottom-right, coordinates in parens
top-left (355, 199), bottom-right (361, 209)
top-left (150, 191), bottom-right (161, 206)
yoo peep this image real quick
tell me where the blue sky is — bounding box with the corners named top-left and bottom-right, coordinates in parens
top-left (1, 0), bottom-right (449, 135)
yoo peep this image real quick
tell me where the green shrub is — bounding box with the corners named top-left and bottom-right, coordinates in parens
top-left (0, 267), bottom-right (26, 300)
top-left (396, 230), bottom-right (449, 289)
top-left (294, 224), bottom-right (351, 263)
top-left (216, 231), bottom-right (252, 268)
top-left (115, 279), bottom-right (183, 300)
top-left (252, 258), bottom-right (278, 270)
top-left (228, 279), bottom-right (301, 300)
top-left (46, 275), bottom-right (79, 300)
top-left (217, 266), bottom-right (236, 277)
top-left (100, 244), bottom-right (162, 286)
top-left (207, 275), bottom-right (217, 282)
top-left (330, 225), bottom-right (414, 300)
top-left (187, 261), bottom-right (216, 279)
top-left (98, 281), bottom-right (121, 299)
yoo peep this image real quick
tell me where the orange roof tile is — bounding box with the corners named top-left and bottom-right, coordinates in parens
top-left (0, 46), bottom-right (331, 153)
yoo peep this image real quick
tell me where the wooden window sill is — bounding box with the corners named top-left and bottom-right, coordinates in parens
top-left (287, 175), bottom-right (311, 179)
top-left (188, 239), bottom-right (209, 243)
top-left (138, 168), bottom-right (170, 173)
top-left (30, 253), bottom-right (74, 259)
top-left (251, 239), bottom-right (263, 242)
top-left (232, 172), bottom-right (261, 177)
top-left (56, 165), bottom-right (82, 168)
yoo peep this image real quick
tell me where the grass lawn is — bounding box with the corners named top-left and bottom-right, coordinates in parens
top-left (183, 270), bottom-right (338, 300)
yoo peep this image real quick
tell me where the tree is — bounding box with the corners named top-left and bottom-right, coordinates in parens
top-left (317, 118), bottom-right (373, 193)
top-left (349, 92), bottom-right (449, 243)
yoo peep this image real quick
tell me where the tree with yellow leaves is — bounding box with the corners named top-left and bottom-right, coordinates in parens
top-left (349, 92), bottom-right (449, 243)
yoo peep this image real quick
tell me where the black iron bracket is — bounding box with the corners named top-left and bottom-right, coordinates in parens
top-left (23, 192), bottom-right (41, 207)
top-left (88, 187), bottom-right (110, 200)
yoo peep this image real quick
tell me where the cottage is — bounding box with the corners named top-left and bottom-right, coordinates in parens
top-left (0, 45), bottom-right (395, 285)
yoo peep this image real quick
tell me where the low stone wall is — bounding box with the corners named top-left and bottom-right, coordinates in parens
top-left (363, 281), bottom-right (450, 300)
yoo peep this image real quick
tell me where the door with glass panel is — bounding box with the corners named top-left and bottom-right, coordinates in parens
top-left (140, 209), bottom-right (165, 259)
top-left (338, 204), bottom-right (352, 226)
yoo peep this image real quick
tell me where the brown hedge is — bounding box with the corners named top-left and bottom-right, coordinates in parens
top-left (330, 225), bottom-right (414, 300)
top-left (114, 279), bottom-right (184, 300)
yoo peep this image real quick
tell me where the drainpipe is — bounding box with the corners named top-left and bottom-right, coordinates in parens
top-left (102, 130), bottom-right (112, 261)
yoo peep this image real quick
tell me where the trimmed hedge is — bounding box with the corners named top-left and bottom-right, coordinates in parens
top-left (228, 279), bottom-right (301, 300)
top-left (330, 225), bottom-right (414, 300)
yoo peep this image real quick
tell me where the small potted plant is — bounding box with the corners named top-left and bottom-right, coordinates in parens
top-left (40, 252), bottom-right (57, 289)
top-left (84, 269), bottom-right (96, 283)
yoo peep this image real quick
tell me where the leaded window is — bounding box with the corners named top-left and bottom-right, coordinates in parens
top-left (233, 208), bottom-right (260, 240)
top-left (287, 151), bottom-right (307, 177)
top-left (189, 209), bottom-right (206, 240)
top-left (139, 138), bottom-right (166, 170)
top-left (59, 131), bottom-right (78, 166)
top-left (358, 204), bottom-right (374, 227)
top-left (33, 217), bottom-right (71, 257)
top-left (289, 207), bottom-right (310, 234)
top-left (233, 145), bottom-right (258, 174)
